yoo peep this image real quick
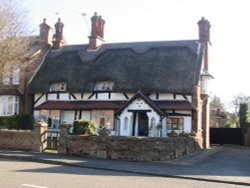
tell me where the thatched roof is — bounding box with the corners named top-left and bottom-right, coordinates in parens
top-left (29, 40), bottom-right (204, 94)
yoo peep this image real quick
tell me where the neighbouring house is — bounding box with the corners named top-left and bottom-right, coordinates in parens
top-left (29, 13), bottom-right (212, 148)
top-left (0, 18), bottom-right (65, 118)
top-left (210, 108), bottom-right (238, 128)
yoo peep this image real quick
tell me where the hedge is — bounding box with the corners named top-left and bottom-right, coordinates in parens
top-left (73, 119), bottom-right (96, 135)
top-left (0, 114), bottom-right (34, 130)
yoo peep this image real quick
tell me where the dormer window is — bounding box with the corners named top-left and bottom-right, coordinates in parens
top-left (50, 82), bottom-right (67, 92)
top-left (94, 81), bottom-right (114, 91)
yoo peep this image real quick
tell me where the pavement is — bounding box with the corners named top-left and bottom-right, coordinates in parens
top-left (0, 146), bottom-right (250, 186)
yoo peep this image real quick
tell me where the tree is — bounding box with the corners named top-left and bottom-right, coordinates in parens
top-left (0, 0), bottom-right (33, 73)
top-left (210, 95), bottom-right (225, 110)
top-left (231, 93), bottom-right (250, 114)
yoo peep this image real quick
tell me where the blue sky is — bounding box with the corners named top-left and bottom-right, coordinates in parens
top-left (22, 0), bottom-right (250, 110)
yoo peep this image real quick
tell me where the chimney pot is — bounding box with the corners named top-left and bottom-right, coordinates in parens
top-left (39, 18), bottom-right (52, 48)
top-left (88, 12), bottom-right (105, 50)
top-left (52, 17), bottom-right (64, 50)
top-left (198, 17), bottom-right (211, 42)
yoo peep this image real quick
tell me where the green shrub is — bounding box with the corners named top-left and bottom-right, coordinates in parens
top-left (1, 114), bottom-right (34, 130)
top-left (2, 116), bottom-right (18, 129)
top-left (73, 119), bottom-right (96, 135)
top-left (16, 114), bottom-right (34, 130)
top-left (239, 103), bottom-right (250, 127)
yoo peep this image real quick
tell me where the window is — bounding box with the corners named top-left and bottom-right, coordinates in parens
top-left (167, 117), bottom-right (184, 130)
top-left (12, 64), bottom-right (20, 85)
top-left (94, 81), bottom-right (114, 91)
top-left (91, 110), bottom-right (114, 129)
top-left (2, 65), bottom-right (10, 85)
top-left (2, 64), bottom-right (20, 85)
top-left (40, 110), bottom-right (61, 129)
top-left (0, 96), bottom-right (19, 116)
top-left (50, 82), bottom-right (67, 92)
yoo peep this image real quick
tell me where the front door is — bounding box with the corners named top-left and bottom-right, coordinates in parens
top-left (138, 112), bottom-right (149, 136)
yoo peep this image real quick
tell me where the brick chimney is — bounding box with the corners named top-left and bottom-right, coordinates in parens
top-left (198, 17), bottom-right (211, 43)
top-left (52, 18), bottom-right (64, 50)
top-left (88, 12), bottom-right (105, 50)
top-left (198, 17), bottom-right (211, 71)
top-left (39, 18), bottom-right (53, 48)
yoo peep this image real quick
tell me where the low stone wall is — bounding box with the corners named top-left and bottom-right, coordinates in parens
top-left (0, 129), bottom-right (34, 150)
top-left (62, 135), bottom-right (201, 161)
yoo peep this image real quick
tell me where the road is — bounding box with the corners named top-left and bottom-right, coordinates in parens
top-left (0, 158), bottom-right (246, 188)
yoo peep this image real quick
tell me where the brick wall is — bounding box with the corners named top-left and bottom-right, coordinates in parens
top-left (0, 129), bottom-right (33, 150)
top-left (62, 135), bottom-right (201, 161)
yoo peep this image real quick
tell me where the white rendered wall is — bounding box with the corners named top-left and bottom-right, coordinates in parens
top-left (60, 93), bottom-right (69, 100)
top-left (47, 94), bottom-right (57, 100)
top-left (34, 94), bottom-right (46, 107)
top-left (120, 112), bottom-right (133, 136)
top-left (82, 111), bottom-right (91, 120)
top-left (63, 111), bottom-right (75, 125)
top-left (184, 116), bottom-right (192, 133)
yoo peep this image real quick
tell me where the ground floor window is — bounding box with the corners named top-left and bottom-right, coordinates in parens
top-left (91, 110), bottom-right (114, 129)
top-left (0, 96), bottom-right (19, 116)
top-left (40, 110), bottom-right (62, 129)
top-left (167, 117), bottom-right (184, 130)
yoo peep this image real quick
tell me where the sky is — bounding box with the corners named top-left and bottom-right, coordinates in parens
top-left (21, 0), bottom-right (250, 111)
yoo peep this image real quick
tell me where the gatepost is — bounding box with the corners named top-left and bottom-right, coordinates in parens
top-left (58, 121), bottom-right (70, 154)
top-left (33, 119), bottom-right (48, 152)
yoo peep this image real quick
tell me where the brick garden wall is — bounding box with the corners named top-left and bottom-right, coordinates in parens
top-left (0, 129), bottom-right (33, 150)
top-left (62, 135), bottom-right (201, 161)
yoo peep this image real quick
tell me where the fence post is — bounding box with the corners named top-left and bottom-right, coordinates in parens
top-left (33, 119), bottom-right (48, 152)
top-left (243, 126), bottom-right (250, 147)
top-left (58, 121), bottom-right (70, 154)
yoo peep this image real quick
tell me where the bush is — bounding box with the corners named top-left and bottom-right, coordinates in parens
top-left (73, 119), bottom-right (96, 135)
top-left (239, 103), bottom-right (250, 127)
top-left (1, 114), bottom-right (34, 130)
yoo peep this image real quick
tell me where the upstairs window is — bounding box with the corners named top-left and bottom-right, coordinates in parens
top-left (12, 64), bottom-right (20, 85)
top-left (2, 64), bottom-right (20, 85)
top-left (50, 82), bottom-right (67, 92)
top-left (2, 65), bottom-right (10, 85)
top-left (94, 81), bottom-right (114, 91)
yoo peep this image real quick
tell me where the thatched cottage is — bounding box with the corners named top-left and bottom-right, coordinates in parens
top-left (29, 13), bottom-right (212, 148)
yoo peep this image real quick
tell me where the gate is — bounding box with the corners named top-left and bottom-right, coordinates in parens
top-left (46, 129), bottom-right (60, 150)
top-left (210, 128), bottom-right (243, 145)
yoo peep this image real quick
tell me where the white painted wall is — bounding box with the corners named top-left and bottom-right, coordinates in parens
top-left (184, 116), bottom-right (192, 133)
top-left (48, 93), bottom-right (57, 100)
top-left (158, 93), bottom-right (173, 100)
top-left (111, 93), bottom-right (128, 100)
top-left (63, 111), bottom-right (75, 125)
top-left (82, 111), bottom-right (91, 120)
top-left (96, 93), bottom-right (108, 100)
top-left (120, 112), bottom-right (133, 136)
top-left (60, 93), bottom-right (69, 100)
top-left (34, 94), bottom-right (46, 107)
top-left (33, 110), bottom-right (40, 121)
top-left (74, 93), bottom-right (81, 100)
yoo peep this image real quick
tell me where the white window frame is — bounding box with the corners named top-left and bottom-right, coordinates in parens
top-left (0, 96), bottom-right (19, 116)
top-left (94, 81), bottom-right (114, 91)
top-left (2, 65), bottom-right (10, 85)
top-left (50, 82), bottom-right (67, 92)
top-left (167, 117), bottom-right (184, 130)
top-left (12, 64), bottom-right (20, 85)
